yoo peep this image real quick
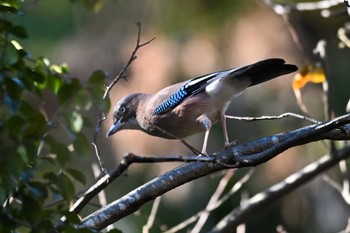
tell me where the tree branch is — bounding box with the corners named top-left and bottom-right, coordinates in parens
top-left (209, 145), bottom-right (350, 233)
top-left (77, 114), bottom-right (350, 231)
top-left (92, 22), bottom-right (155, 172)
top-left (102, 22), bottom-right (155, 99)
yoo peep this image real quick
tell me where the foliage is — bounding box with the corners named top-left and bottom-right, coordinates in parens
top-left (0, 0), bottom-right (110, 231)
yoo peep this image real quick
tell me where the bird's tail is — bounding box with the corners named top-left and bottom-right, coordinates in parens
top-left (241, 58), bottom-right (298, 87)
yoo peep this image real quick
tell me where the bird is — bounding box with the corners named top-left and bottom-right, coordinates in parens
top-left (107, 58), bottom-right (298, 154)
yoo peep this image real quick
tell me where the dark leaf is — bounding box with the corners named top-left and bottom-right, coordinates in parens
top-left (55, 173), bottom-right (75, 201)
top-left (21, 195), bottom-right (42, 226)
top-left (26, 68), bottom-right (46, 84)
top-left (73, 132), bottom-right (91, 156)
top-left (60, 210), bottom-right (81, 224)
top-left (0, 4), bottom-right (17, 13)
top-left (45, 138), bottom-right (71, 167)
top-left (74, 90), bottom-right (92, 111)
top-left (107, 229), bottom-right (123, 233)
top-left (57, 78), bottom-right (82, 104)
top-left (66, 168), bottom-right (86, 185)
top-left (82, 116), bottom-right (93, 128)
top-left (47, 74), bottom-right (63, 95)
top-left (7, 115), bottom-right (25, 138)
top-left (0, 19), bottom-right (12, 32)
top-left (4, 92), bottom-right (20, 113)
top-left (88, 70), bottom-right (106, 85)
top-left (9, 25), bottom-right (27, 38)
top-left (70, 111), bottom-right (83, 133)
top-left (28, 181), bottom-right (48, 203)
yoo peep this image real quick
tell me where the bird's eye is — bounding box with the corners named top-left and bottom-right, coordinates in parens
top-left (119, 107), bottom-right (126, 113)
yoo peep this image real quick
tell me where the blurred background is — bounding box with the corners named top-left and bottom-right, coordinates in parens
top-left (16, 0), bottom-right (350, 232)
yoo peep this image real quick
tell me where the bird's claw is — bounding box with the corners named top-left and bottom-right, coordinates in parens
top-left (224, 140), bottom-right (238, 149)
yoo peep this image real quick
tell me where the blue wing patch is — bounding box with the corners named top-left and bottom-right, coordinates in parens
top-left (154, 86), bottom-right (188, 115)
top-left (153, 69), bottom-right (235, 115)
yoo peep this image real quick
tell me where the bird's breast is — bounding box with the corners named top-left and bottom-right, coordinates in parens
top-left (137, 92), bottom-right (222, 139)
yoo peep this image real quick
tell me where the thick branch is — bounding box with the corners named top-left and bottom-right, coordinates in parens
top-left (209, 145), bottom-right (350, 233)
top-left (78, 114), bottom-right (350, 231)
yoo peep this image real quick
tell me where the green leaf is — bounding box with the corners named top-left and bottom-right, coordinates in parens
top-left (17, 145), bottom-right (28, 164)
top-left (4, 92), bottom-right (20, 113)
top-left (0, 19), bottom-right (12, 32)
top-left (47, 74), bottom-right (63, 94)
top-left (88, 70), bottom-right (106, 85)
top-left (20, 101), bottom-right (47, 138)
top-left (57, 78), bottom-right (82, 104)
top-left (36, 57), bottom-right (50, 67)
top-left (55, 173), bottom-right (75, 201)
top-left (50, 63), bottom-right (69, 74)
top-left (43, 171), bottom-right (56, 182)
top-left (7, 115), bottom-right (25, 138)
top-left (28, 181), bottom-right (48, 203)
top-left (90, 89), bottom-right (111, 112)
top-left (21, 195), bottom-right (42, 226)
top-left (22, 111), bottom-right (47, 138)
top-left (66, 168), bottom-right (86, 185)
top-left (45, 138), bottom-right (71, 167)
top-left (0, 186), bottom-right (6, 203)
top-left (74, 90), bottom-right (92, 111)
top-left (60, 210), bottom-right (81, 224)
top-left (73, 133), bottom-right (91, 156)
top-left (107, 229), bottom-right (123, 233)
top-left (3, 40), bottom-right (19, 64)
top-left (5, 76), bottom-right (24, 97)
top-left (24, 68), bottom-right (46, 96)
top-left (9, 25), bottom-right (27, 38)
top-left (82, 116), bottom-right (93, 128)
top-left (70, 111), bottom-right (83, 133)
top-left (0, 3), bottom-right (18, 13)
top-left (26, 68), bottom-right (46, 84)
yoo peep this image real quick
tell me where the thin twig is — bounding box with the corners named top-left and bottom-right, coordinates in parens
top-left (191, 170), bottom-right (235, 233)
top-left (324, 161), bottom-right (350, 205)
top-left (142, 197), bottom-right (161, 233)
top-left (91, 163), bottom-right (114, 231)
top-left (91, 110), bottom-right (107, 173)
top-left (93, 23), bottom-right (155, 172)
top-left (322, 173), bottom-right (343, 193)
top-left (225, 112), bottom-right (321, 124)
top-left (340, 160), bottom-right (350, 204)
top-left (165, 169), bottom-right (254, 233)
top-left (208, 169), bottom-right (254, 210)
top-left (103, 22), bottom-right (156, 99)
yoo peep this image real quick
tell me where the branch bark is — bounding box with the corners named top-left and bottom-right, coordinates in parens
top-left (209, 145), bottom-right (350, 233)
top-left (77, 114), bottom-right (350, 231)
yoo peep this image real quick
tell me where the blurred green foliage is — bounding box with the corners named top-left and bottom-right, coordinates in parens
top-left (0, 0), bottom-right (349, 232)
top-left (0, 0), bottom-right (110, 231)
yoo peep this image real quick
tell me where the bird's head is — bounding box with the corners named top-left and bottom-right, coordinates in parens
top-left (106, 93), bottom-right (142, 137)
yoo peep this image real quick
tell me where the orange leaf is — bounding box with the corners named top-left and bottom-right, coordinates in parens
top-left (292, 65), bottom-right (326, 90)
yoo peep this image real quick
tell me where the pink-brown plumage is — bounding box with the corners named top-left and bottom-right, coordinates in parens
top-left (107, 58), bottom-right (298, 154)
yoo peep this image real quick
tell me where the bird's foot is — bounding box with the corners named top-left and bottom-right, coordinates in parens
top-left (198, 151), bottom-right (209, 157)
top-left (224, 140), bottom-right (238, 149)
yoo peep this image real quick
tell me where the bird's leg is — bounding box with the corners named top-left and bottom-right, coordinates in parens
top-left (221, 112), bottom-right (237, 149)
top-left (221, 112), bottom-right (229, 146)
top-left (143, 117), bottom-right (202, 155)
top-left (197, 115), bottom-right (212, 156)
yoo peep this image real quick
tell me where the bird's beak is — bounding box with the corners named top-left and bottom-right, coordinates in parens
top-left (107, 119), bottom-right (124, 137)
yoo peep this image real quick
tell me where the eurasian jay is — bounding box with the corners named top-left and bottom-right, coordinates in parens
top-left (107, 58), bottom-right (298, 154)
